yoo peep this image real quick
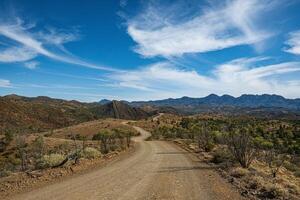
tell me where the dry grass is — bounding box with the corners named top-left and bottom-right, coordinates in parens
top-left (43, 118), bottom-right (138, 139)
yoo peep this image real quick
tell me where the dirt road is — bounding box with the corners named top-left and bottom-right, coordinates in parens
top-left (10, 126), bottom-right (243, 200)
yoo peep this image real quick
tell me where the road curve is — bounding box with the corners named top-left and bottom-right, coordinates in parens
top-left (10, 126), bottom-right (243, 200)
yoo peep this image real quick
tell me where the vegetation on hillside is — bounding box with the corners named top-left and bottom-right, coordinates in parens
top-left (147, 115), bottom-right (300, 199)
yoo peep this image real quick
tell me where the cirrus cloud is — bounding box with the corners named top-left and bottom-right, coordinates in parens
top-left (284, 30), bottom-right (300, 55)
top-left (126, 0), bottom-right (275, 57)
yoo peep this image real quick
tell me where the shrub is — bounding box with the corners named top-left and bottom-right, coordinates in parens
top-left (211, 148), bottom-right (232, 164)
top-left (225, 127), bottom-right (256, 168)
top-left (230, 167), bottom-right (249, 178)
top-left (192, 124), bottom-right (215, 152)
top-left (245, 175), bottom-right (264, 189)
top-left (0, 169), bottom-right (11, 177)
top-left (81, 147), bottom-right (101, 159)
top-left (39, 153), bottom-right (65, 168)
top-left (260, 183), bottom-right (287, 199)
top-left (93, 130), bottom-right (112, 154)
top-left (294, 170), bottom-right (300, 177)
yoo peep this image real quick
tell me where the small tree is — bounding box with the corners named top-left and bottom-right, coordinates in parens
top-left (226, 127), bottom-right (256, 168)
top-left (113, 129), bottom-right (126, 149)
top-left (124, 131), bottom-right (133, 148)
top-left (16, 134), bottom-right (28, 171)
top-left (255, 136), bottom-right (291, 178)
top-left (192, 124), bottom-right (215, 152)
top-left (93, 130), bottom-right (111, 154)
top-left (31, 135), bottom-right (45, 169)
top-left (265, 149), bottom-right (290, 178)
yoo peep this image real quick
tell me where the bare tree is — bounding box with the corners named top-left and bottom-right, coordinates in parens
top-left (226, 127), bottom-right (256, 168)
top-left (265, 149), bottom-right (290, 178)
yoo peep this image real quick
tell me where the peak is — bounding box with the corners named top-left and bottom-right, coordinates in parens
top-left (206, 94), bottom-right (219, 98)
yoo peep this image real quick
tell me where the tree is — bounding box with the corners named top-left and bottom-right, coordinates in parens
top-left (92, 130), bottom-right (112, 154)
top-left (192, 124), bottom-right (215, 152)
top-left (265, 149), bottom-right (290, 178)
top-left (16, 134), bottom-right (28, 171)
top-left (226, 127), bottom-right (256, 168)
top-left (124, 130), bottom-right (133, 148)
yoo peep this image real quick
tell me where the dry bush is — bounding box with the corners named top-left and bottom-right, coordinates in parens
top-left (245, 175), bottom-right (265, 190)
top-left (230, 167), bottom-right (249, 178)
top-left (39, 153), bottom-right (65, 168)
top-left (211, 147), bottom-right (233, 165)
top-left (259, 182), bottom-right (288, 199)
top-left (80, 147), bottom-right (101, 159)
top-left (226, 128), bottom-right (256, 168)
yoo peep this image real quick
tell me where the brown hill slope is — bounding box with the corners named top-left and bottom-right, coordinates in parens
top-left (89, 100), bottom-right (150, 120)
top-left (0, 95), bottom-right (150, 134)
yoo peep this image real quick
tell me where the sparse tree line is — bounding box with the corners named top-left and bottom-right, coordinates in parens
top-left (0, 128), bottom-right (134, 177)
top-left (152, 117), bottom-right (300, 178)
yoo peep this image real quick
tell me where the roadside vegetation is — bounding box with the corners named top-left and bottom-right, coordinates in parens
top-left (145, 115), bottom-right (300, 200)
top-left (0, 120), bottom-right (136, 178)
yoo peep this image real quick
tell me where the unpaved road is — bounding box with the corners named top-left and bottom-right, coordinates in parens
top-left (10, 126), bottom-right (243, 200)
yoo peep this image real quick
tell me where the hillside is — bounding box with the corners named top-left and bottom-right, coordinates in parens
top-left (0, 95), bottom-right (150, 134)
top-left (90, 100), bottom-right (150, 120)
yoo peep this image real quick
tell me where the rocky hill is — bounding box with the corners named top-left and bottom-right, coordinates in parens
top-left (90, 100), bottom-right (150, 120)
top-left (0, 95), bottom-right (150, 134)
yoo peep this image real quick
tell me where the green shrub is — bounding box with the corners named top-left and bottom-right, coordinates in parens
top-left (81, 147), bottom-right (101, 159)
top-left (211, 148), bottom-right (232, 164)
top-left (39, 153), bottom-right (65, 168)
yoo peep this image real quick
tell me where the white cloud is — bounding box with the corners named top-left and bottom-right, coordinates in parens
top-left (24, 61), bottom-right (39, 69)
top-left (284, 30), bottom-right (300, 55)
top-left (127, 0), bottom-right (274, 57)
top-left (0, 46), bottom-right (37, 62)
top-left (0, 79), bottom-right (11, 88)
top-left (108, 58), bottom-right (300, 100)
top-left (0, 18), bottom-right (119, 72)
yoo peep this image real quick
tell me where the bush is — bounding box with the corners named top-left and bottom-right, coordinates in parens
top-left (245, 175), bottom-right (264, 189)
top-left (294, 170), bottom-right (300, 177)
top-left (230, 167), bottom-right (249, 178)
top-left (225, 127), bottom-right (256, 168)
top-left (260, 183), bottom-right (287, 199)
top-left (81, 147), bottom-right (101, 159)
top-left (211, 148), bottom-right (233, 164)
top-left (39, 153), bottom-right (65, 168)
top-left (0, 169), bottom-right (11, 177)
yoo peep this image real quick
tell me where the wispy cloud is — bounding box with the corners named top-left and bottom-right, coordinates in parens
top-left (0, 18), bottom-right (120, 72)
top-left (108, 58), bottom-right (300, 99)
top-left (0, 46), bottom-right (37, 62)
top-left (284, 30), bottom-right (300, 55)
top-left (0, 79), bottom-right (11, 87)
top-left (126, 0), bottom-right (275, 57)
top-left (24, 61), bottom-right (39, 69)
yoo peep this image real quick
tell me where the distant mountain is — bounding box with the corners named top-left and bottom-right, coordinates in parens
top-left (90, 100), bottom-right (150, 120)
top-left (131, 94), bottom-right (300, 110)
top-left (0, 95), bottom-right (151, 133)
top-left (98, 99), bottom-right (111, 105)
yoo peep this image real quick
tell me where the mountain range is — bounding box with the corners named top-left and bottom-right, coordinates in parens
top-left (2, 93), bottom-right (300, 134)
top-left (129, 94), bottom-right (300, 110)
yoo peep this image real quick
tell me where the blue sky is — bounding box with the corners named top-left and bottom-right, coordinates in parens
top-left (0, 0), bottom-right (300, 102)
